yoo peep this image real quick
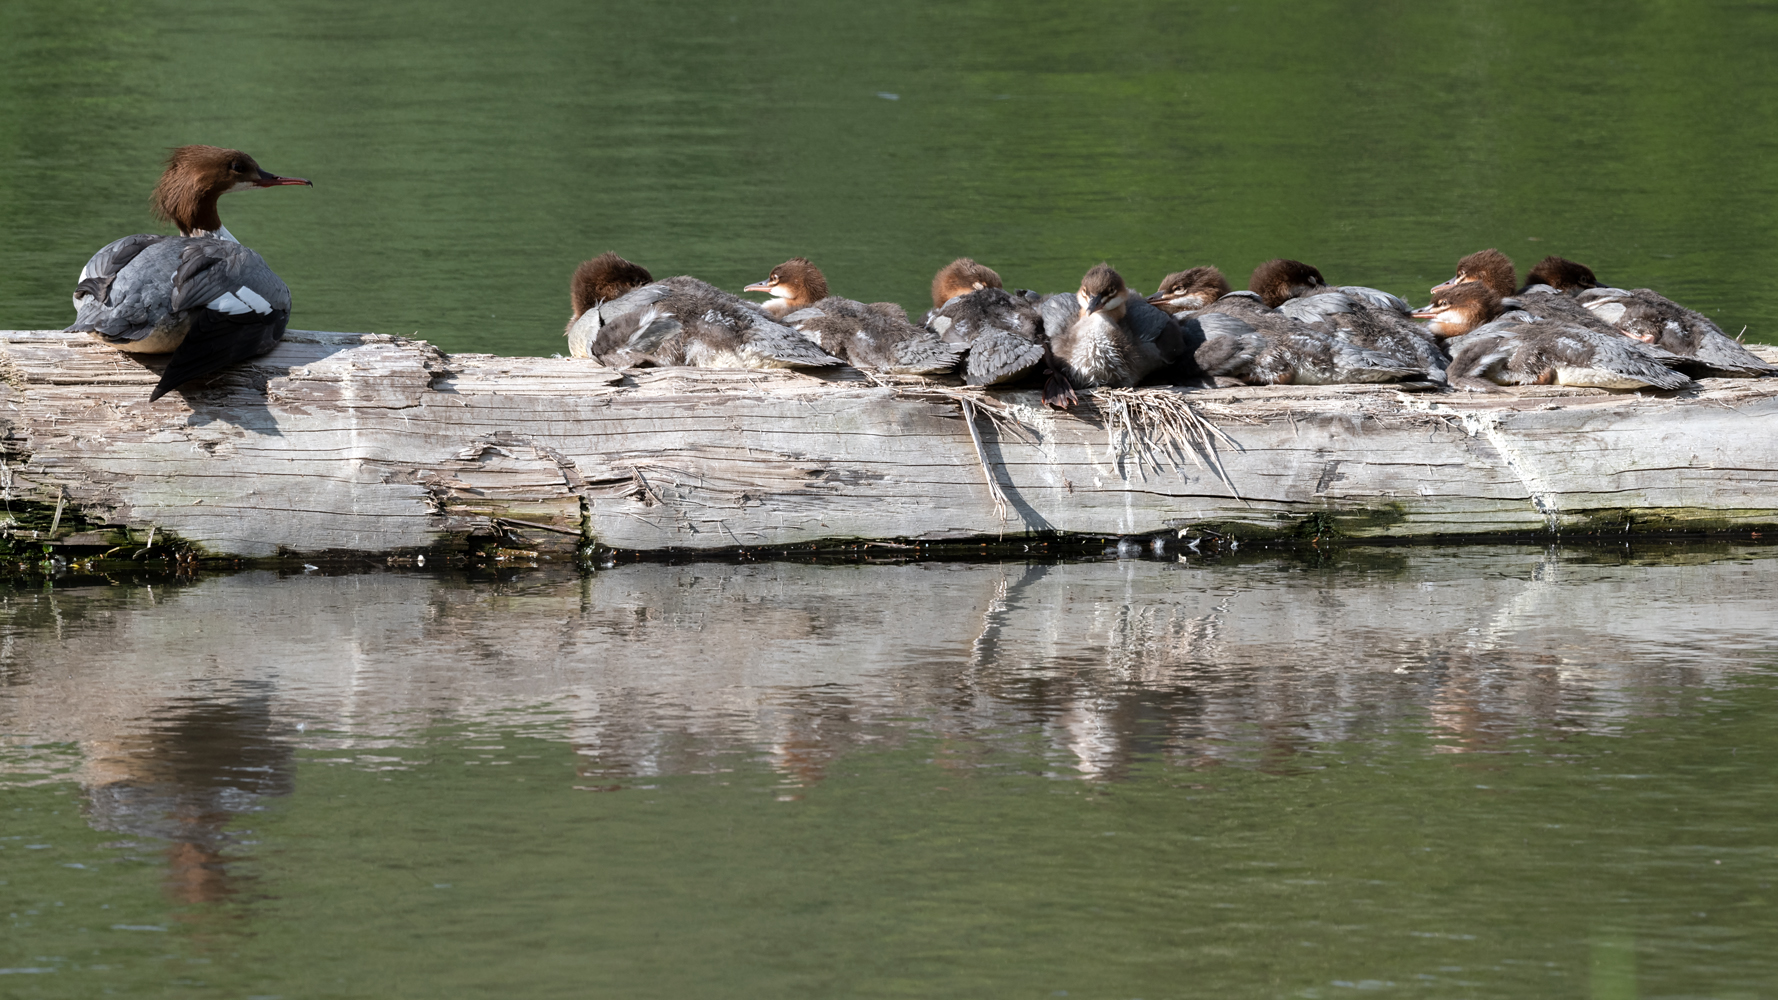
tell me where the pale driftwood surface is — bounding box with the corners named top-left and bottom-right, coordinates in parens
top-left (3, 328), bottom-right (1777, 557)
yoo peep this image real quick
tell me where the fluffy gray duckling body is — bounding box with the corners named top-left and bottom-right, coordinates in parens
top-left (922, 258), bottom-right (1046, 385)
top-left (747, 257), bottom-right (959, 375)
top-left (1416, 283), bottom-right (1691, 392)
top-left (1150, 266), bottom-right (1419, 385)
top-left (1249, 258), bottom-right (1449, 382)
top-left (565, 255), bottom-right (841, 369)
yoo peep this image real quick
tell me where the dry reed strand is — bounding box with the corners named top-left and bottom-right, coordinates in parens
top-left (1088, 387), bottom-right (1243, 500)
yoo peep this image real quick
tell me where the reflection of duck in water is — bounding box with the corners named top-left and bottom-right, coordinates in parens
top-left (564, 252), bottom-right (841, 369)
top-left (746, 257), bottom-right (960, 374)
top-left (1413, 282), bottom-right (1691, 392)
top-left (1039, 263), bottom-right (1192, 407)
top-left (81, 697), bottom-right (295, 904)
top-left (1148, 265), bottom-right (1418, 386)
top-left (65, 145), bottom-right (312, 401)
top-left (921, 258), bottom-right (1047, 385)
top-left (1434, 249), bottom-right (1775, 378)
top-left (1248, 258), bottom-right (1449, 382)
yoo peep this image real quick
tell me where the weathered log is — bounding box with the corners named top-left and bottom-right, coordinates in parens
top-left (3, 329), bottom-right (1777, 559)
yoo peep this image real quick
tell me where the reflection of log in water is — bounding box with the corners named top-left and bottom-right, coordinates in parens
top-left (1, 548), bottom-right (1772, 796)
top-left (80, 694), bottom-right (294, 903)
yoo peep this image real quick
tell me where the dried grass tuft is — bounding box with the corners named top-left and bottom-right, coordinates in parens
top-left (1088, 387), bottom-right (1243, 499)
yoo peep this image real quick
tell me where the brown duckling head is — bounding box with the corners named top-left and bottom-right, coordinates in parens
top-left (1521, 255), bottom-right (1602, 294)
top-left (930, 258), bottom-right (1003, 308)
top-left (1076, 263), bottom-right (1129, 317)
top-left (745, 256), bottom-right (829, 314)
top-left (1432, 248), bottom-right (1516, 299)
top-left (1411, 282), bottom-right (1504, 338)
top-left (1147, 265), bottom-right (1232, 313)
top-left (570, 252), bottom-right (654, 320)
top-left (1248, 258), bottom-right (1327, 308)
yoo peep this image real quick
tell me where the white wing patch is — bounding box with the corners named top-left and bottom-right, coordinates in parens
top-left (234, 286), bottom-right (272, 313)
top-left (207, 286), bottom-right (274, 316)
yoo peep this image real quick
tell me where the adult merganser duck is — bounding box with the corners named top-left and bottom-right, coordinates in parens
top-left (1413, 283), bottom-right (1690, 392)
top-left (746, 257), bottom-right (959, 374)
top-left (1249, 259), bottom-right (1449, 381)
top-left (1434, 249), bottom-right (1774, 378)
top-left (1039, 263), bottom-right (1193, 406)
top-left (564, 253), bottom-right (841, 369)
top-left (1149, 267), bottom-right (1417, 385)
top-left (65, 145), bottom-right (311, 401)
top-left (921, 258), bottom-right (1046, 385)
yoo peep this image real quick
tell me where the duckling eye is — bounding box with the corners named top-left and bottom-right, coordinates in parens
top-left (231, 160), bottom-right (247, 172)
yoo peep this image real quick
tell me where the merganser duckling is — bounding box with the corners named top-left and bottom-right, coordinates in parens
top-left (921, 258), bottom-right (1046, 385)
top-left (1149, 268), bottom-right (1417, 385)
top-left (1576, 287), bottom-right (1775, 377)
top-left (1250, 259), bottom-right (1449, 381)
top-left (1413, 283), bottom-right (1690, 392)
top-left (1430, 247), bottom-right (1516, 298)
top-left (1520, 256), bottom-right (1602, 294)
top-left (746, 257), bottom-right (959, 375)
top-left (1148, 266), bottom-right (1233, 313)
top-left (565, 254), bottom-right (841, 369)
top-left (1432, 248), bottom-right (1623, 334)
top-left (1434, 249), bottom-right (1774, 378)
top-left (1039, 263), bottom-right (1192, 406)
top-left (65, 145), bottom-right (311, 401)
top-left (564, 251), bottom-right (654, 357)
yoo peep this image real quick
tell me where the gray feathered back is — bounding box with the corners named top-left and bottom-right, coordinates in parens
top-left (68, 236), bottom-right (289, 344)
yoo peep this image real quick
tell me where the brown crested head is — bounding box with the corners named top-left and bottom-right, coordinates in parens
top-left (1521, 255), bottom-right (1602, 293)
top-left (1079, 262), bottom-right (1125, 296)
top-left (1077, 263), bottom-right (1127, 312)
top-left (570, 252), bottom-right (655, 319)
top-left (1148, 265), bottom-right (1231, 311)
top-left (1410, 281), bottom-right (1503, 338)
top-left (1433, 248), bottom-right (1516, 298)
top-left (930, 258), bottom-right (1003, 308)
top-left (150, 145), bottom-right (311, 236)
top-left (1248, 258), bottom-right (1327, 307)
top-left (745, 256), bottom-right (829, 310)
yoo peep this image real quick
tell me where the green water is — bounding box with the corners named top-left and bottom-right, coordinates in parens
top-left (3, 546), bottom-right (1776, 996)
top-left (3, 1), bottom-right (1778, 353)
top-left (5, 3), bottom-right (1778, 994)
